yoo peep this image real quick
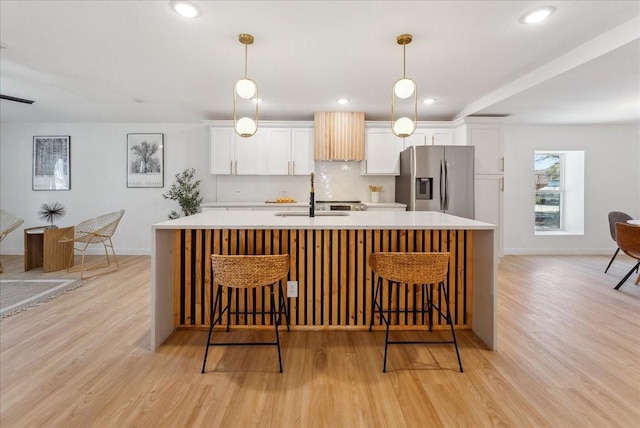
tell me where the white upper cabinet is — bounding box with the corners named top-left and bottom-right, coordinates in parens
top-left (291, 128), bottom-right (315, 175)
top-left (400, 129), bottom-right (454, 149)
top-left (209, 128), bottom-right (236, 175)
top-left (402, 130), bottom-right (428, 148)
top-left (265, 128), bottom-right (292, 175)
top-left (209, 124), bottom-right (313, 176)
top-left (362, 128), bottom-right (404, 175)
top-left (427, 129), bottom-right (454, 146)
top-left (471, 128), bottom-right (503, 175)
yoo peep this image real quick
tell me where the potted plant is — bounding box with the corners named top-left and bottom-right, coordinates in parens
top-left (38, 202), bottom-right (66, 228)
top-left (162, 168), bottom-right (203, 219)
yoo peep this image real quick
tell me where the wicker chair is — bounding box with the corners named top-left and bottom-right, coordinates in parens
top-left (613, 223), bottom-right (640, 290)
top-left (59, 209), bottom-right (124, 279)
top-left (0, 210), bottom-right (24, 273)
top-left (202, 254), bottom-right (290, 373)
top-left (368, 252), bottom-right (463, 373)
top-left (605, 211), bottom-right (633, 273)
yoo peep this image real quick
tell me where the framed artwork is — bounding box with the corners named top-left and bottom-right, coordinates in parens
top-left (32, 136), bottom-right (71, 191)
top-left (127, 133), bottom-right (164, 188)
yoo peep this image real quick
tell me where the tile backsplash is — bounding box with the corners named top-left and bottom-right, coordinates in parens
top-left (215, 162), bottom-right (395, 203)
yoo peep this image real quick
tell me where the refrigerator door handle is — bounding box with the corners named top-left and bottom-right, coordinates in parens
top-left (439, 160), bottom-right (446, 210)
top-left (444, 161), bottom-right (450, 211)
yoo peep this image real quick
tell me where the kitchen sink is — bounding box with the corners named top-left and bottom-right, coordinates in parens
top-left (274, 211), bottom-right (350, 217)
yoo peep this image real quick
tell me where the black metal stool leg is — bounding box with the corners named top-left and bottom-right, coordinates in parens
top-left (369, 277), bottom-right (382, 331)
top-left (202, 284), bottom-right (223, 373)
top-left (441, 283), bottom-right (463, 373)
top-left (270, 285), bottom-right (284, 373)
top-left (278, 283), bottom-right (291, 332)
top-left (382, 284), bottom-right (392, 373)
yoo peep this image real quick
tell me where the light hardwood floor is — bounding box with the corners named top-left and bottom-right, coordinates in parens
top-left (1, 254), bottom-right (639, 427)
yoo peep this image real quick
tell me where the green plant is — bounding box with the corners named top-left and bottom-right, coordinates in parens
top-left (38, 202), bottom-right (66, 228)
top-left (162, 168), bottom-right (203, 219)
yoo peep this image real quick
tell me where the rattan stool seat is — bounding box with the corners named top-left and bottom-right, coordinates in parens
top-left (369, 252), bottom-right (463, 373)
top-left (202, 254), bottom-right (291, 373)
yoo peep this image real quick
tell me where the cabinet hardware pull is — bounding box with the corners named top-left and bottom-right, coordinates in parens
top-left (501, 157), bottom-right (504, 172)
top-left (501, 177), bottom-right (504, 192)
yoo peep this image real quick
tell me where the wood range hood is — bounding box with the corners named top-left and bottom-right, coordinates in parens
top-left (314, 112), bottom-right (365, 161)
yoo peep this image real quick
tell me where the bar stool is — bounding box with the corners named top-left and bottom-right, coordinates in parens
top-left (368, 252), bottom-right (463, 373)
top-left (201, 254), bottom-right (291, 373)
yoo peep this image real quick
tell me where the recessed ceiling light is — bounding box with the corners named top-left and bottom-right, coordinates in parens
top-left (337, 98), bottom-right (350, 105)
top-left (520, 6), bottom-right (556, 24)
top-left (423, 98), bottom-right (436, 105)
top-left (169, 1), bottom-right (202, 18)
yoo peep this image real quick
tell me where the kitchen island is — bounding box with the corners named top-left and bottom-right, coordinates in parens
top-left (151, 210), bottom-right (497, 351)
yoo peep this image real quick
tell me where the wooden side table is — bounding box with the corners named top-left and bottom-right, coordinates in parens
top-left (24, 226), bottom-right (74, 272)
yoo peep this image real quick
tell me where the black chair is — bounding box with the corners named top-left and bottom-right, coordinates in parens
top-left (605, 211), bottom-right (633, 273)
top-left (368, 252), bottom-right (463, 373)
top-left (201, 254), bottom-right (290, 373)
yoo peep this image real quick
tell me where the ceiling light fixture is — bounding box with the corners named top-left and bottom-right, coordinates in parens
top-left (169, 1), bottom-right (202, 18)
top-left (520, 6), bottom-right (556, 24)
top-left (337, 98), bottom-right (350, 105)
top-left (233, 33), bottom-right (259, 138)
top-left (391, 34), bottom-right (417, 138)
top-left (423, 98), bottom-right (436, 105)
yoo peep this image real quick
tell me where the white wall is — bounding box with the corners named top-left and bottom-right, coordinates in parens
top-left (1, 123), bottom-right (395, 255)
top-left (503, 124), bottom-right (640, 255)
top-left (1, 123), bottom-right (212, 255)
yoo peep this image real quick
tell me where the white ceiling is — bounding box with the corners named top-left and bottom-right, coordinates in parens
top-left (1, 0), bottom-right (639, 125)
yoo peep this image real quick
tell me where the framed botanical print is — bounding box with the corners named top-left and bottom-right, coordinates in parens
top-left (32, 136), bottom-right (71, 191)
top-left (127, 133), bottom-right (164, 188)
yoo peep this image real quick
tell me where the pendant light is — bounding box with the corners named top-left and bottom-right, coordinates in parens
top-left (391, 34), bottom-right (417, 138)
top-left (233, 33), bottom-right (259, 138)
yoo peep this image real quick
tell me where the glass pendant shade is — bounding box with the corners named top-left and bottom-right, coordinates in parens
top-left (235, 78), bottom-right (257, 99)
top-left (235, 117), bottom-right (257, 137)
top-left (393, 117), bottom-right (416, 138)
top-left (393, 78), bottom-right (416, 99)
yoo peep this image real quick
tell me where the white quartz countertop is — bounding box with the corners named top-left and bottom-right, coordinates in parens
top-left (201, 201), bottom-right (307, 208)
top-left (153, 210), bottom-right (495, 230)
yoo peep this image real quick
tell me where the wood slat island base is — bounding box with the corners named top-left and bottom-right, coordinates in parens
top-left (152, 211), bottom-right (496, 351)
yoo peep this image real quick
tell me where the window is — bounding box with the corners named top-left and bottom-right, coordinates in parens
top-left (534, 150), bottom-right (585, 235)
top-left (535, 153), bottom-right (562, 231)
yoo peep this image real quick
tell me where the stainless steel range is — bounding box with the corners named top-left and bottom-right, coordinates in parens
top-left (315, 200), bottom-right (367, 211)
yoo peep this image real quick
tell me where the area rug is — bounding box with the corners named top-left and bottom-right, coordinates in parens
top-left (0, 278), bottom-right (88, 319)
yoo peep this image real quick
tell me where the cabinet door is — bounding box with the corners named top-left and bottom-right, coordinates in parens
top-left (267, 128), bottom-right (292, 175)
top-left (471, 128), bottom-right (503, 175)
top-left (291, 128), bottom-right (314, 175)
top-left (429, 129), bottom-right (454, 146)
top-left (235, 129), bottom-right (268, 175)
top-left (363, 129), bottom-right (404, 175)
top-left (209, 128), bottom-right (235, 175)
top-left (402, 130), bottom-right (428, 148)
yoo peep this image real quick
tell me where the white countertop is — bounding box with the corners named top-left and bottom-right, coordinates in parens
top-left (201, 201), bottom-right (307, 208)
top-left (153, 210), bottom-right (495, 230)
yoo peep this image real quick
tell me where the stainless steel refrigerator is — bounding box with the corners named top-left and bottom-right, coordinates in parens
top-left (395, 145), bottom-right (475, 218)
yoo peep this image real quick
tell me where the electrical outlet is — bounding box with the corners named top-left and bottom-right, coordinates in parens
top-left (287, 280), bottom-right (298, 298)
